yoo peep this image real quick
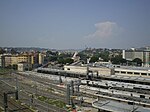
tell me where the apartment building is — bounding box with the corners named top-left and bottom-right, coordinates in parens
top-left (123, 49), bottom-right (150, 67)
top-left (38, 53), bottom-right (45, 65)
top-left (0, 53), bottom-right (45, 69)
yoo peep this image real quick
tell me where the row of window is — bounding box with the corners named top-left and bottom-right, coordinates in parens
top-left (115, 71), bottom-right (150, 76)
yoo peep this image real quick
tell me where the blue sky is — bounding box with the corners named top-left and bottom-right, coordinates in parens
top-left (0, 0), bottom-right (150, 49)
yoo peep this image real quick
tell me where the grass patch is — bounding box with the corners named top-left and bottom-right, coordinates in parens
top-left (0, 68), bottom-right (12, 75)
top-left (37, 95), bottom-right (66, 108)
top-left (47, 99), bottom-right (66, 108)
top-left (37, 96), bottom-right (47, 101)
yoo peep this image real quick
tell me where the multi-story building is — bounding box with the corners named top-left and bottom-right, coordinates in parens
top-left (4, 55), bottom-right (11, 67)
top-left (10, 56), bottom-right (18, 65)
top-left (0, 55), bottom-right (2, 67)
top-left (0, 52), bottom-right (45, 69)
top-left (38, 53), bottom-right (44, 65)
top-left (17, 54), bottom-right (30, 63)
top-left (123, 48), bottom-right (150, 67)
top-left (0, 55), bottom-right (5, 67)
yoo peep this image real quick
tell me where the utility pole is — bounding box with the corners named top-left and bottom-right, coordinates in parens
top-left (1, 77), bottom-right (19, 112)
top-left (66, 84), bottom-right (71, 105)
top-left (15, 74), bottom-right (19, 100)
top-left (86, 65), bottom-right (89, 80)
top-left (3, 91), bottom-right (19, 112)
top-left (66, 81), bottom-right (75, 106)
top-left (70, 80), bottom-right (74, 95)
top-left (3, 93), bottom-right (7, 112)
top-left (59, 74), bottom-right (62, 84)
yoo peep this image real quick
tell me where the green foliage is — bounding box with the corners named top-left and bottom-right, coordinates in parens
top-left (46, 51), bottom-right (58, 56)
top-left (132, 58), bottom-right (142, 66)
top-left (48, 56), bottom-right (57, 62)
top-left (0, 48), bottom-right (6, 54)
top-left (77, 52), bottom-right (89, 63)
top-left (47, 99), bottom-right (65, 108)
top-left (37, 95), bottom-right (66, 108)
top-left (58, 58), bottom-right (74, 64)
top-left (12, 64), bottom-right (18, 70)
top-left (77, 50), bottom-right (110, 63)
top-left (46, 50), bottom-right (74, 65)
top-left (0, 68), bottom-right (12, 75)
top-left (38, 96), bottom-right (47, 101)
top-left (111, 55), bottom-right (127, 64)
top-left (90, 56), bottom-right (99, 63)
top-left (99, 51), bottom-right (109, 61)
top-left (11, 48), bottom-right (17, 54)
top-left (65, 58), bottom-right (74, 64)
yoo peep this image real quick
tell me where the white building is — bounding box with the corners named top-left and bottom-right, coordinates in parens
top-left (122, 49), bottom-right (150, 67)
top-left (38, 53), bottom-right (44, 65)
top-left (64, 65), bottom-right (114, 76)
top-left (18, 62), bottom-right (32, 71)
top-left (115, 66), bottom-right (150, 77)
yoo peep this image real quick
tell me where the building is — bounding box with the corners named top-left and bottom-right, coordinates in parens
top-left (64, 65), bottom-right (114, 76)
top-left (17, 62), bottom-right (31, 71)
top-left (0, 52), bottom-right (45, 69)
top-left (17, 54), bottom-right (32, 64)
top-left (0, 54), bottom-right (3, 67)
top-left (0, 54), bottom-right (32, 68)
top-left (114, 66), bottom-right (150, 77)
top-left (3, 55), bottom-right (11, 67)
top-left (123, 49), bottom-right (150, 67)
top-left (38, 53), bottom-right (44, 65)
top-left (11, 56), bottom-right (18, 65)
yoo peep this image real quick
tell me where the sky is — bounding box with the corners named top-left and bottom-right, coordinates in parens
top-left (0, 0), bottom-right (150, 49)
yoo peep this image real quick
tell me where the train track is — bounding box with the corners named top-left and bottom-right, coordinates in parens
top-left (18, 71), bottom-right (150, 107)
top-left (1, 74), bottom-right (68, 112)
top-left (0, 82), bottom-right (33, 112)
top-left (37, 68), bottom-right (150, 85)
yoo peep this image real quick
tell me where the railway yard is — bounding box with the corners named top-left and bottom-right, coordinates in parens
top-left (0, 67), bottom-right (150, 112)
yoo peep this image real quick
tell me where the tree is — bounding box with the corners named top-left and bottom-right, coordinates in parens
top-left (111, 55), bottom-right (127, 65)
top-left (57, 58), bottom-right (74, 64)
top-left (48, 56), bottom-right (57, 62)
top-left (11, 48), bottom-right (17, 54)
top-left (46, 50), bottom-right (58, 56)
top-left (64, 58), bottom-right (74, 64)
top-left (99, 51), bottom-right (109, 62)
top-left (0, 48), bottom-right (6, 54)
top-left (132, 58), bottom-right (142, 66)
top-left (77, 52), bottom-right (89, 64)
top-left (12, 64), bottom-right (18, 70)
top-left (90, 56), bottom-right (99, 63)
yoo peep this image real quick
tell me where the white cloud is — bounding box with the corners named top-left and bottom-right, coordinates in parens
top-left (85, 21), bottom-right (123, 39)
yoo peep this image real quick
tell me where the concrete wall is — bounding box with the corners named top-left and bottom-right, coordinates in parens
top-left (64, 65), bottom-right (87, 74)
top-left (18, 63), bottom-right (32, 71)
top-left (18, 63), bottom-right (26, 71)
top-left (115, 68), bottom-right (150, 77)
top-left (64, 65), bottom-right (114, 75)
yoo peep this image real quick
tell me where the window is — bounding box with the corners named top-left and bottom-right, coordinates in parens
top-left (115, 71), bottom-right (119, 73)
top-left (141, 73), bottom-right (147, 75)
top-left (140, 95), bottom-right (145, 98)
top-left (134, 72), bottom-right (140, 75)
top-left (67, 68), bottom-right (70, 70)
top-left (121, 71), bottom-right (126, 74)
top-left (127, 72), bottom-right (132, 74)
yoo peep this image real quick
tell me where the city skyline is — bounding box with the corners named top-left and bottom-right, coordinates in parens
top-left (0, 0), bottom-right (150, 49)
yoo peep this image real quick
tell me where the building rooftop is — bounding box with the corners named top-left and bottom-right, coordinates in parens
top-left (93, 99), bottom-right (150, 112)
top-left (116, 66), bottom-right (150, 71)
